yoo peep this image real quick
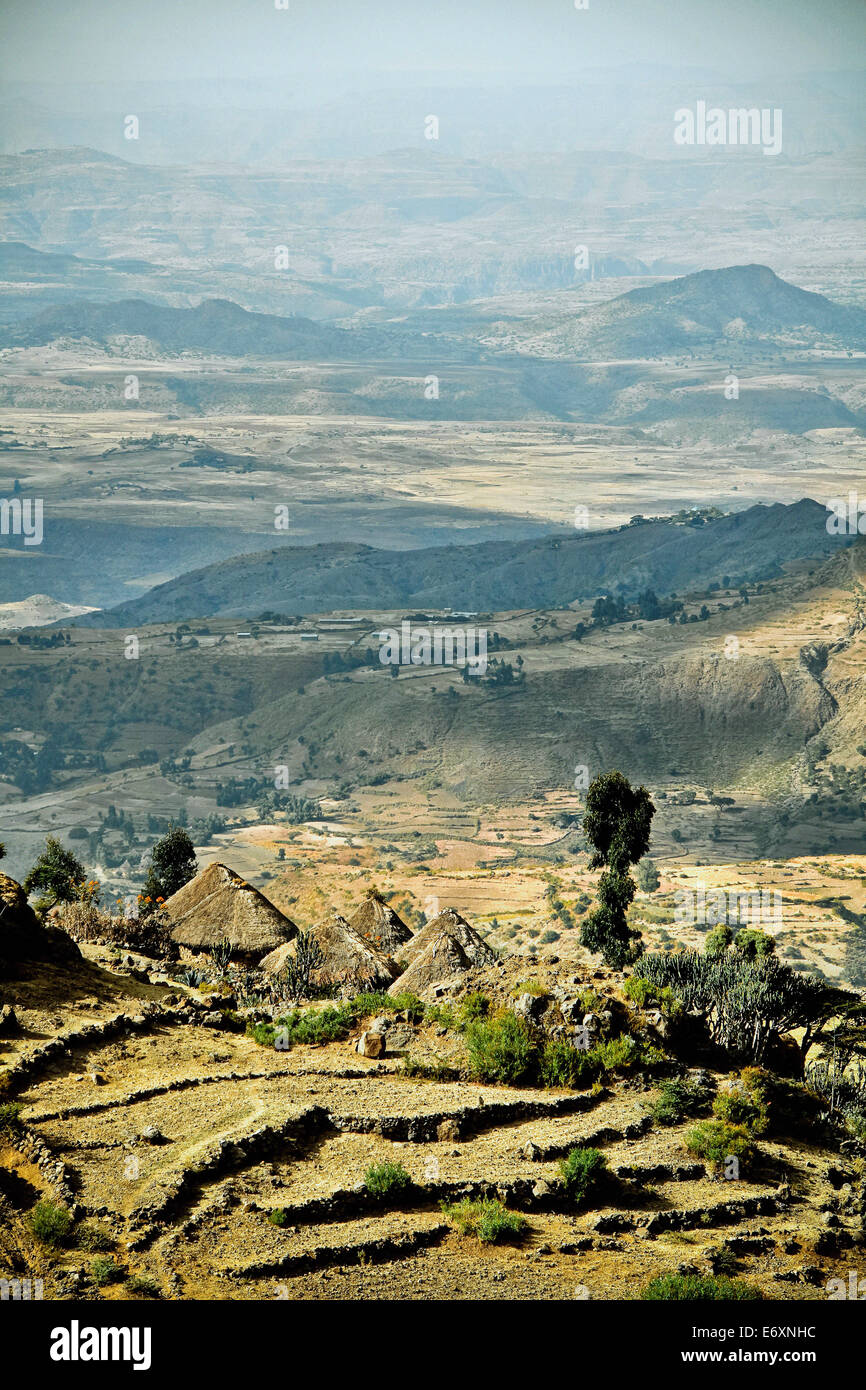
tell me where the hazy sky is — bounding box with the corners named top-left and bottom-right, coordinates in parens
top-left (2, 0), bottom-right (865, 88)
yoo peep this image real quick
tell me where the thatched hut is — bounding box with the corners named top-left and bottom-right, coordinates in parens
top-left (261, 911), bottom-right (399, 993)
top-left (389, 906), bottom-right (496, 998)
top-left (348, 892), bottom-right (413, 956)
top-left (163, 862), bottom-right (297, 961)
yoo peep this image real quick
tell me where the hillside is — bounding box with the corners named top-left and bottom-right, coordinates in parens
top-left (1, 297), bottom-right (372, 359)
top-left (74, 499), bottom-right (852, 626)
top-left (1, 930), bottom-right (863, 1307)
top-left (547, 264), bottom-right (866, 359)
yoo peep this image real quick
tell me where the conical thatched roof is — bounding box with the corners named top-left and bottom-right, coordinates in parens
top-left (260, 912), bottom-right (400, 991)
top-left (398, 907), bottom-right (496, 970)
top-left (348, 894), bottom-right (413, 955)
top-left (0, 871), bottom-right (81, 971)
top-left (310, 912), bottom-right (400, 992)
top-left (388, 929), bottom-right (473, 999)
top-left (163, 862), bottom-right (298, 957)
top-left (389, 906), bottom-right (496, 999)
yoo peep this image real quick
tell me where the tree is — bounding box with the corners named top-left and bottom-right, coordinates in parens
top-left (635, 949), bottom-right (855, 1068)
top-left (579, 771), bottom-right (655, 969)
top-left (141, 825), bottom-right (196, 912)
top-left (734, 928), bottom-right (776, 961)
top-left (23, 837), bottom-right (88, 911)
top-left (636, 858), bottom-right (660, 893)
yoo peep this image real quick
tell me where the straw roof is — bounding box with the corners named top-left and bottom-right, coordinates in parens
top-left (398, 907), bottom-right (496, 970)
top-left (348, 893), bottom-right (413, 955)
top-left (261, 911), bottom-right (399, 992)
top-left (163, 862), bottom-right (298, 957)
top-left (389, 906), bottom-right (496, 999)
top-left (311, 912), bottom-right (400, 992)
top-left (387, 929), bottom-right (473, 999)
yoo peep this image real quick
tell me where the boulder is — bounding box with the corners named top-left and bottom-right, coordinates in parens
top-left (0, 1003), bottom-right (20, 1036)
top-left (356, 1031), bottom-right (384, 1059)
top-left (0, 872), bottom-right (81, 972)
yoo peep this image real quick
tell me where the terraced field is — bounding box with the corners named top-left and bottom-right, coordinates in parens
top-left (1, 957), bottom-right (862, 1302)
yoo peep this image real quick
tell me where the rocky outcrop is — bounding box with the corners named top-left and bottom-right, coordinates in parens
top-left (0, 872), bottom-right (81, 972)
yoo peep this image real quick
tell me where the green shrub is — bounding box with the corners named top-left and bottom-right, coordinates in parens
top-left (126, 1273), bottom-right (162, 1298)
top-left (250, 1004), bottom-right (356, 1050)
top-left (91, 1256), bottom-right (123, 1287)
top-left (30, 1199), bottom-right (73, 1247)
top-left (402, 1055), bottom-right (460, 1082)
top-left (441, 1198), bottom-right (526, 1244)
top-left (268, 1208), bottom-right (289, 1227)
top-left (649, 1078), bottom-right (711, 1127)
top-left (539, 1039), bottom-right (601, 1089)
top-left (465, 1012), bottom-right (536, 1085)
top-left (623, 976), bottom-right (655, 1007)
top-left (641, 1272), bottom-right (763, 1301)
top-left (712, 1071), bottom-right (769, 1135)
top-left (511, 979), bottom-right (547, 998)
top-left (75, 1221), bottom-right (114, 1252)
top-left (685, 1120), bottom-right (756, 1173)
top-left (623, 977), bottom-right (682, 1018)
top-left (576, 987), bottom-right (605, 1014)
top-left (423, 1003), bottom-right (457, 1030)
top-left (364, 1161), bottom-right (412, 1197)
top-left (592, 1034), bottom-right (664, 1075)
top-left (350, 991), bottom-right (394, 1016)
top-left (459, 992), bottom-right (490, 1025)
top-left (386, 992), bottom-right (425, 1021)
top-left (0, 1101), bottom-right (22, 1135)
top-left (558, 1146), bottom-right (608, 1207)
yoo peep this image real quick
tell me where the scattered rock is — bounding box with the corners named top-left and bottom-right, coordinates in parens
top-left (356, 1031), bottom-right (384, 1059)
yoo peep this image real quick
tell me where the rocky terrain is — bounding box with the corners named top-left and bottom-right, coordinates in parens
top-left (1, 875), bottom-right (863, 1304)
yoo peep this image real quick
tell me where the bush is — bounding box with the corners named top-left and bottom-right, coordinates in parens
top-left (712, 1070), bottom-right (770, 1135)
top-left (0, 1101), bottom-right (22, 1135)
top-left (641, 1272), bottom-right (763, 1301)
top-left (384, 991), bottom-right (425, 1021)
top-left (623, 976), bottom-right (655, 1008)
top-left (685, 1120), bottom-right (756, 1173)
top-left (622, 977), bottom-right (682, 1019)
top-left (91, 1257), bottom-right (124, 1287)
top-left (441, 1198), bottom-right (526, 1244)
top-left (75, 1221), bottom-right (114, 1252)
top-left (633, 948), bottom-right (851, 1064)
top-left (351, 991), bottom-right (396, 1016)
top-left (592, 1034), bottom-right (664, 1075)
top-left (268, 1208), bottom-right (289, 1227)
top-left (126, 1274), bottom-right (162, 1298)
top-left (539, 1039), bottom-right (601, 1089)
top-left (511, 979), bottom-right (547, 998)
top-left (402, 1056), bottom-right (460, 1082)
top-left (62, 902), bottom-right (179, 961)
top-left (459, 992), bottom-right (490, 1025)
top-left (465, 1012), bottom-right (536, 1085)
top-left (558, 1146), bottom-right (608, 1207)
top-left (255, 1004), bottom-right (356, 1048)
top-left (649, 1078), bottom-right (712, 1127)
top-left (29, 1199), bottom-right (73, 1247)
top-left (364, 1161), bottom-right (412, 1197)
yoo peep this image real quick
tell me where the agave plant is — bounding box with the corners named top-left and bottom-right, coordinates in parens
top-left (209, 937), bottom-right (234, 977)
